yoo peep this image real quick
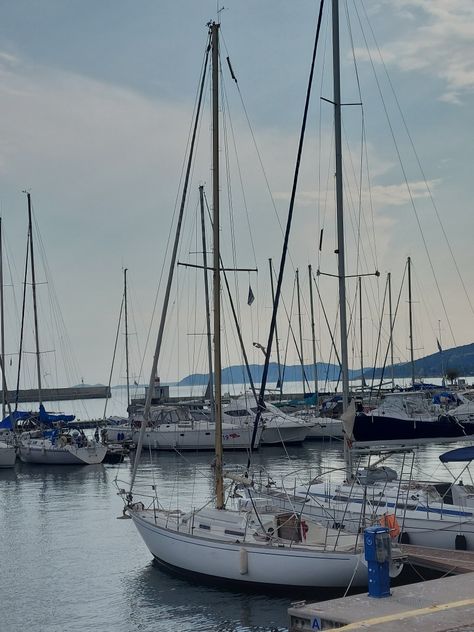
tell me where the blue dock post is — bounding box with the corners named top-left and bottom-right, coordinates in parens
top-left (364, 526), bottom-right (391, 598)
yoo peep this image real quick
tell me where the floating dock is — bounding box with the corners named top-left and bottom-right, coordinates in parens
top-left (401, 543), bottom-right (474, 574)
top-left (288, 571), bottom-right (474, 631)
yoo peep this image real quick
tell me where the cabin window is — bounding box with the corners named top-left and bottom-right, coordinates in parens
top-left (396, 502), bottom-right (416, 511)
top-left (225, 409), bottom-right (250, 417)
top-left (225, 529), bottom-right (245, 536)
top-left (199, 524), bottom-right (211, 530)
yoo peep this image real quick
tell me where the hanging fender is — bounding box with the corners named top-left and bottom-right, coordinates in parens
top-left (239, 547), bottom-right (248, 575)
top-left (379, 513), bottom-right (401, 539)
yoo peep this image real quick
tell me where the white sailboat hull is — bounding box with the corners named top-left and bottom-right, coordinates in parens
top-left (133, 422), bottom-right (260, 451)
top-left (261, 424), bottom-right (307, 445)
top-left (0, 441), bottom-right (16, 468)
top-left (130, 510), bottom-right (368, 588)
top-left (305, 418), bottom-right (343, 440)
top-left (19, 440), bottom-right (107, 465)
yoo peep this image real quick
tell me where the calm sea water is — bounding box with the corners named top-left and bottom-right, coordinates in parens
top-left (1, 436), bottom-right (470, 632)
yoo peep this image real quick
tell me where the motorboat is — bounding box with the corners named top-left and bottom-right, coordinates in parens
top-left (223, 395), bottom-right (309, 445)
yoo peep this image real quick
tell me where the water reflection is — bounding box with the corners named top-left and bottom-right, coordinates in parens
top-left (122, 562), bottom-right (289, 631)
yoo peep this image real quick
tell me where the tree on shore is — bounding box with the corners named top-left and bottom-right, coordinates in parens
top-left (445, 368), bottom-right (460, 385)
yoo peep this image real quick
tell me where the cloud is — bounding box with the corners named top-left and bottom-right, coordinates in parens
top-left (274, 179), bottom-right (438, 208)
top-left (355, 0), bottom-right (474, 103)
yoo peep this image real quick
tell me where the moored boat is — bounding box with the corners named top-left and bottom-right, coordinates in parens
top-left (0, 440), bottom-right (16, 468)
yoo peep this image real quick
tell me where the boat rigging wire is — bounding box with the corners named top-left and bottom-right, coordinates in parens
top-left (129, 33), bottom-right (211, 493)
top-left (249, 0), bottom-right (326, 467)
top-left (352, 0), bottom-right (457, 347)
top-left (376, 261), bottom-right (408, 395)
top-left (358, 0), bottom-right (474, 326)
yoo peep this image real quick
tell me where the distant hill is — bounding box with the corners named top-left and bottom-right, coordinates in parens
top-left (178, 362), bottom-right (359, 387)
top-left (178, 342), bottom-right (474, 386)
top-left (364, 342), bottom-right (474, 381)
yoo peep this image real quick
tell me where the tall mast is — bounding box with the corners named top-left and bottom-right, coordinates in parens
top-left (308, 264), bottom-right (318, 401)
top-left (332, 0), bottom-right (351, 478)
top-left (27, 193), bottom-right (42, 406)
top-left (123, 267), bottom-right (130, 409)
top-left (269, 258), bottom-right (283, 399)
top-left (388, 272), bottom-right (395, 389)
top-left (199, 185), bottom-right (214, 419)
top-left (0, 219), bottom-right (11, 419)
top-left (211, 22), bottom-right (224, 510)
top-left (438, 320), bottom-right (444, 386)
top-left (296, 268), bottom-right (305, 396)
top-left (407, 256), bottom-right (415, 385)
top-left (359, 276), bottom-right (364, 398)
top-left (0, 218), bottom-right (5, 417)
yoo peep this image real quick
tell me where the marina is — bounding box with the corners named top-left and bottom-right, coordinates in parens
top-left (2, 438), bottom-right (473, 632)
top-left (0, 0), bottom-right (473, 631)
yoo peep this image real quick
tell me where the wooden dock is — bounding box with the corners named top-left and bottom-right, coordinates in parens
top-left (288, 572), bottom-right (474, 631)
top-left (401, 543), bottom-right (474, 574)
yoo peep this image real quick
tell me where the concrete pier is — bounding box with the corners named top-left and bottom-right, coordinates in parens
top-left (288, 572), bottom-right (474, 631)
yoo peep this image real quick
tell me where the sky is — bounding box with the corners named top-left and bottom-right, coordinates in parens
top-left (0, 0), bottom-right (473, 391)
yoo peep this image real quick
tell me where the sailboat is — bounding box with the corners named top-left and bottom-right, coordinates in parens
top-left (351, 259), bottom-right (474, 445)
top-left (102, 268), bottom-right (263, 451)
top-left (119, 20), bottom-right (386, 589)
top-left (14, 193), bottom-right (106, 465)
top-left (245, 3), bottom-right (474, 552)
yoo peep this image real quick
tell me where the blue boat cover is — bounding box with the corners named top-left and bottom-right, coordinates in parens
top-left (412, 382), bottom-right (440, 391)
top-left (38, 404), bottom-right (75, 424)
top-left (432, 392), bottom-right (458, 405)
top-left (439, 446), bottom-right (474, 463)
top-left (0, 410), bottom-right (31, 429)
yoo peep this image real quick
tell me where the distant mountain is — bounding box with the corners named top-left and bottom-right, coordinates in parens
top-left (363, 342), bottom-right (474, 381)
top-left (178, 362), bottom-right (359, 387)
top-left (178, 342), bottom-right (474, 387)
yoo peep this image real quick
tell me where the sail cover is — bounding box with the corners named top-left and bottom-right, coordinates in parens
top-left (39, 404), bottom-right (75, 424)
top-left (0, 410), bottom-right (31, 429)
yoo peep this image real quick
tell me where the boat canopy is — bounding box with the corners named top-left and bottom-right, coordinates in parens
top-left (439, 446), bottom-right (474, 463)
